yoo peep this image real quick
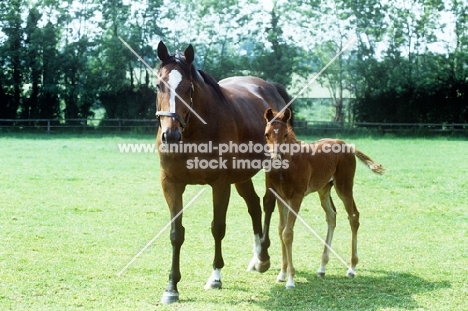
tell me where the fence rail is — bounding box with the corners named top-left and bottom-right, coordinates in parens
top-left (293, 120), bottom-right (468, 133)
top-left (0, 118), bottom-right (467, 134)
top-left (0, 118), bottom-right (159, 133)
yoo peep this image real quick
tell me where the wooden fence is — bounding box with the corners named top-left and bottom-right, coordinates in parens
top-left (0, 118), bottom-right (467, 134)
top-left (0, 119), bottom-right (159, 133)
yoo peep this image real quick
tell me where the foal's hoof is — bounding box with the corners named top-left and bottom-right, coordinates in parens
top-left (317, 272), bottom-right (326, 278)
top-left (204, 280), bottom-right (222, 290)
top-left (161, 290), bottom-right (179, 305)
top-left (346, 268), bottom-right (356, 278)
top-left (285, 280), bottom-right (296, 289)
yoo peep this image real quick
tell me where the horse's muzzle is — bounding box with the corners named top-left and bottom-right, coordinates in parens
top-left (161, 129), bottom-right (182, 144)
top-left (267, 145), bottom-right (283, 161)
top-left (270, 151), bottom-right (282, 161)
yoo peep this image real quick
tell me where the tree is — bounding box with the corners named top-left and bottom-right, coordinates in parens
top-left (0, 0), bottom-right (24, 119)
top-left (250, 6), bottom-right (298, 87)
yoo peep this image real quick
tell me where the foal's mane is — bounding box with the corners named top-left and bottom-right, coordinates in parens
top-left (158, 52), bottom-right (226, 102)
top-left (286, 122), bottom-right (298, 143)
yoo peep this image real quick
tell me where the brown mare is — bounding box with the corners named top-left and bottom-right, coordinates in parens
top-left (262, 108), bottom-right (384, 289)
top-left (155, 42), bottom-right (289, 304)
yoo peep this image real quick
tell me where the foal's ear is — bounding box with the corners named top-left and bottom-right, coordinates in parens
top-left (264, 108), bottom-right (274, 122)
top-left (157, 41), bottom-right (169, 61)
top-left (282, 108), bottom-right (292, 123)
top-left (184, 44), bottom-right (194, 64)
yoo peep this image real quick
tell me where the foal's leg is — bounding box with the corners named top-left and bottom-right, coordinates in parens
top-left (236, 180), bottom-right (270, 273)
top-left (317, 182), bottom-right (337, 277)
top-left (335, 182), bottom-right (360, 277)
top-left (275, 200), bottom-right (288, 284)
top-left (262, 187), bottom-right (276, 269)
top-left (281, 196), bottom-right (302, 289)
top-left (204, 182), bottom-right (231, 289)
top-left (160, 179), bottom-right (186, 304)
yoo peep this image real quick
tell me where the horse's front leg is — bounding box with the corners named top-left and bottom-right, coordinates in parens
top-left (235, 180), bottom-right (270, 273)
top-left (160, 178), bottom-right (186, 304)
top-left (204, 182), bottom-right (231, 290)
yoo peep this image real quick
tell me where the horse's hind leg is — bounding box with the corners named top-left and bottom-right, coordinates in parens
top-left (334, 181), bottom-right (359, 277)
top-left (235, 180), bottom-right (270, 273)
top-left (345, 198), bottom-right (359, 277)
top-left (204, 182), bottom-right (231, 290)
top-left (317, 182), bottom-right (337, 277)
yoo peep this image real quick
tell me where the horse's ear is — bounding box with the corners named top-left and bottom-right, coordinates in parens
top-left (184, 44), bottom-right (194, 64)
top-left (157, 41), bottom-right (169, 61)
top-left (264, 108), bottom-right (274, 122)
top-left (282, 108), bottom-right (292, 123)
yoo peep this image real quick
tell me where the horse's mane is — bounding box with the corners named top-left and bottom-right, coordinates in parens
top-left (197, 69), bottom-right (226, 101)
top-left (159, 53), bottom-right (226, 102)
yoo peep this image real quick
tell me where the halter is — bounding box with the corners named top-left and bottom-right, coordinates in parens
top-left (268, 119), bottom-right (288, 126)
top-left (156, 82), bottom-right (194, 131)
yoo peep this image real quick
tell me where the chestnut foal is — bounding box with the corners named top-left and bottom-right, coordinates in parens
top-left (262, 108), bottom-right (384, 288)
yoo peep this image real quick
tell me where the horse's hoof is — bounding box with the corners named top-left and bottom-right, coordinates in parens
top-left (247, 258), bottom-right (270, 273)
top-left (255, 259), bottom-right (271, 273)
top-left (161, 290), bottom-right (179, 305)
top-left (286, 284), bottom-right (295, 289)
top-left (204, 280), bottom-right (222, 290)
top-left (317, 272), bottom-right (326, 278)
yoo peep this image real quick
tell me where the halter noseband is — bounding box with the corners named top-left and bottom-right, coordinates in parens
top-left (156, 83), bottom-right (194, 130)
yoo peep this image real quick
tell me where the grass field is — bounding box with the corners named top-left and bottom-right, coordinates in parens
top-left (1, 134), bottom-right (467, 310)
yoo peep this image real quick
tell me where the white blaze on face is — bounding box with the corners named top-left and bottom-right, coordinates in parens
top-left (168, 70), bottom-right (183, 113)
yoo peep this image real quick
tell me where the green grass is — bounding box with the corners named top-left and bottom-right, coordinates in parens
top-left (1, 134), bottom-right (467, 310)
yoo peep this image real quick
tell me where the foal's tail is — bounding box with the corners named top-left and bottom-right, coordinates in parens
top-left (355, 150), bottom-right (385, 175)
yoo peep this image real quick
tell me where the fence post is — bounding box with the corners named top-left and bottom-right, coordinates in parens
top-left (47, 120), bottom-right (51, 134)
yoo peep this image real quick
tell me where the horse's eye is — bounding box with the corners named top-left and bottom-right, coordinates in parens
top-left (156, 84), bottom-right (161, 91)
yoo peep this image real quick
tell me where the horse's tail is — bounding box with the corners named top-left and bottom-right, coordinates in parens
top-left (354, 149), bottom-right (385, 175)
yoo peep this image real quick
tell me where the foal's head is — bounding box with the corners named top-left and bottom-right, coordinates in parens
top-left (264, 108), bottom-right (294, 160)
top-left (156, 41), bottom-right (195, 144)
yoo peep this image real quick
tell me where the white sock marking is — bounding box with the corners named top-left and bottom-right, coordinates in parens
top-left (209, 268), bottom-right (221, 282)
top-left (247, 234), bottom-right (262, 271)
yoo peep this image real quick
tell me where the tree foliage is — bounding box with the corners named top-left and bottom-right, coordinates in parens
top-left (0, 0), bottom-right (466, 124)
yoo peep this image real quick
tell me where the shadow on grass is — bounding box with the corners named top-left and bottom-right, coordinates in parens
top-left (255, 270), bottom-right (450, 311)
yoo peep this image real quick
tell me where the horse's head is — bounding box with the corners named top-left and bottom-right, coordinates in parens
top-left (264, 108), bottom-right (292, 160)
top-left (156, 41), bottom-right (195, 144)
